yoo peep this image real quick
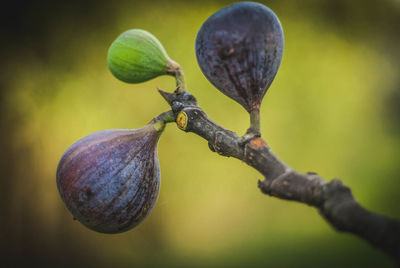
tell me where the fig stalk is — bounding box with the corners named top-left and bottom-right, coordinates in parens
top-left (152, 110), bottom-right (176, 131)
top-left (166, 59), bottom-right (187, 93)
top-left (248, 107), bottom-right (261, 136)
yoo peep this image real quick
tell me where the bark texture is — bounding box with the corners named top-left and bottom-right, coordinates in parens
top-left (158, 89), bottom-right (400, 264)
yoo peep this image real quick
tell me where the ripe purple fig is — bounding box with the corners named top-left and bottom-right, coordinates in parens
top-left (195, 2), bottom-right (284, 133)
top-left (56, 118), bottom-right (167, 234)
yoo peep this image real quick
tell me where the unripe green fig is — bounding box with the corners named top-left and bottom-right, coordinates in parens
top-left (56, 118), bottom-right (166, 234)
top-left (108, 29), bottom-right (179, 84)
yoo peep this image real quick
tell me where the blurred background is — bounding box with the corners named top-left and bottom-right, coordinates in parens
top-left (1, 0), bottom-right (399, 267)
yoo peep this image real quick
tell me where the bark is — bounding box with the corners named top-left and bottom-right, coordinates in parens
top-left (158, 89), bottom-right (400, 264)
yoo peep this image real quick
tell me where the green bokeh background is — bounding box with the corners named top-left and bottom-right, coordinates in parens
top-left (1, 0), bottom-right (399, 267)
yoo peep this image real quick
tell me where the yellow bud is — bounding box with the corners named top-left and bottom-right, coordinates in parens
top-left (176, 111), bottom-right (188, 130)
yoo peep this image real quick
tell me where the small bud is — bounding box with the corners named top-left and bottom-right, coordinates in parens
top-left (176, 111), bottom-right (188, 130)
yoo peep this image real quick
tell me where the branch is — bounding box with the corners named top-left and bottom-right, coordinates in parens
top-left (158, 89), bottom-right (400, 263)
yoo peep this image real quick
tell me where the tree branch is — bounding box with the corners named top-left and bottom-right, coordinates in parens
top-left (159, 89), bottom-right (400, 263)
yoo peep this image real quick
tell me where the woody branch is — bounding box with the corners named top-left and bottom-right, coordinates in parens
top-left (158, 89), bottom-right (400, 264)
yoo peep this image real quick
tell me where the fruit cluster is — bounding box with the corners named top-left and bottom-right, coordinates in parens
top-left (56, 2), bottom-right (284, 234)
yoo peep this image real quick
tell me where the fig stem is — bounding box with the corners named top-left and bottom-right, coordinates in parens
top-left (152, 110), bottom-right (175, 132)
top-left (155, 110), bottom-right (175, 123)
top-left (175, 67), bottom-right (186, 93)
top-left (248, 107), bottom-right (261, 136)
top-left (166, 59), bottom-right (187, 93)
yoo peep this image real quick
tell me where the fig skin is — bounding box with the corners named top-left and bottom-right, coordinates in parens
top-left (56, 121), bottom-right (163, 234)
top-left (195, 2), bottom-right (284, 112)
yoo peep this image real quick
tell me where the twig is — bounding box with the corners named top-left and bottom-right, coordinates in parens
top-left (158, 89), bottom-right (400, 264)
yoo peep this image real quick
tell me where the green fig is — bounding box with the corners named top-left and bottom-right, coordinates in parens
top-left (108, 29), bottom-right (181, 85)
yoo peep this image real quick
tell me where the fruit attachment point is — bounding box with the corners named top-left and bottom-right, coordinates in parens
top-left (247, 106), bottom-right (261, 137)
top-left (151, 110), bottom-right (176, 132)
top-left (166, 59), bottom-right (187, 93)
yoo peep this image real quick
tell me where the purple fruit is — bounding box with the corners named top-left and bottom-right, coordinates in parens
top-left (56, 120), bottom-right (164, 234)
top-left (195, 2), bottom-right (284, 112)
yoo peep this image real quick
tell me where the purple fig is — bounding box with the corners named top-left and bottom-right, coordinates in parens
top-left (195, 2), bottom-right (284, 112)
top-left (56, 119), bottom-right (166, 234)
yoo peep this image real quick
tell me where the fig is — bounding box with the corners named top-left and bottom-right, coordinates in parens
top-left (108, 29), bottom-right (186, 92)
top-left (195, 2), bottom-right (284, 113)
top-left (56, 118), bottom-right (166, 234)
